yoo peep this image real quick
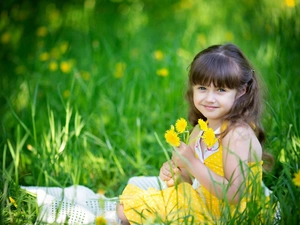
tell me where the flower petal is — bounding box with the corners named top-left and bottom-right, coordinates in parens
top-left (165, 129), bottom-right (180, 147)
top-left (175, 118), bottom-right (187, 133)
top-left (293, 171), bottom-right (300, 186)
top-left (202, 128), bottom-right (218, 148)
top-left (198, 119), bottom-right (208, 131)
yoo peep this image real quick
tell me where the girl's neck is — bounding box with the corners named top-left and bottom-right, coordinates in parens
top-left (206, 119), bottom-right (222, 130)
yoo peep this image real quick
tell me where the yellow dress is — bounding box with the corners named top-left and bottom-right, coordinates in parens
top-left (119, 127), bottom-right (264, 224)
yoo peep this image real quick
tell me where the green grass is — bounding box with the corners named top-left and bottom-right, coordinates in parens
top-left (1, 0), bottom-right (300, 224)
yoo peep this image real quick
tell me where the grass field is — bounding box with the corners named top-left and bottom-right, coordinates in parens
top-left (1, 0), bottom-right (300, 224)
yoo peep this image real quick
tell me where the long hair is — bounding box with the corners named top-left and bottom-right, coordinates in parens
top-left (186, 43), bottom-right (273, 170)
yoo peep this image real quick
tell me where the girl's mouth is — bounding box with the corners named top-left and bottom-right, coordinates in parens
top-left (203, 105), bottom-right (218, 110)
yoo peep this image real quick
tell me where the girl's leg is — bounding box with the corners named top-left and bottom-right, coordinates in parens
top-left (116, 203), bottom-right (130, 225)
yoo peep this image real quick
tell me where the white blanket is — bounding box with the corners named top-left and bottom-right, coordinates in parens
top-left (21, 185), bottom-right (118, 224)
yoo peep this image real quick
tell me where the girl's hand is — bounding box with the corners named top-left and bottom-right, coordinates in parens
top-left (172, 142), bottom-right (195, 169)
top-left (159, 160), bottom-right (181, 187)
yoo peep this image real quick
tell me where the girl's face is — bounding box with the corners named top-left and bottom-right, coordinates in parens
top-left (193, 83), bottom-right (241, 128)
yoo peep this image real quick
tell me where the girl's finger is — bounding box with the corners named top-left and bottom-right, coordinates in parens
top-left (173, 167), bottom-right (181, 175)
top-left (166, 179), bottom-right (175, 187)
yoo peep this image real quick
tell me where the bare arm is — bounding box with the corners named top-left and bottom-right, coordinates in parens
top-left (173, 125), bottom-right (262, 204)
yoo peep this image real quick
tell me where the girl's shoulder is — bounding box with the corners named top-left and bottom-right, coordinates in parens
top-left (222, 122), bottom-right (258, 144)
top-left (222, 122), bottom-right (262, 160)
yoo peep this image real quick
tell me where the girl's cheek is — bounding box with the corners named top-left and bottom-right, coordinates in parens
top-left (193, 94), bottom-right (199, 103)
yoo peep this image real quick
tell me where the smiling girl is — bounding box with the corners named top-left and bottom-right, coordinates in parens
top-left (117, 43), bottom-right (274, 224)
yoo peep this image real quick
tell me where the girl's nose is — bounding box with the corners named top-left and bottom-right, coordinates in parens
top-left (205, 91), bottom-right (216, 103)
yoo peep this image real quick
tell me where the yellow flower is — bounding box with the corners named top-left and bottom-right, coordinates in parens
top-left (60, 61), bottom-right (72, 73)
top-left (197, 34), bottom-right (207, 47)
top-left (49, 61), bottom-right (58, 71)
top-left (175, 118), bottom-right (187, 134)
top-left (80, 71), bottom-right (90, 81)
top-left (156, 68), bottom-right (169, 77)
top-left (1, 31), bottom-right (11, 44)
top-left (39, 52), bottom-right (50, 61)
top-left (198, 119), bottom-right (208, 131)
top-left (202, 128), bottom-right (218, 148)
top-left (9, 196), bottom-right (18, 208)
top-left (165, 119), bottom-right (190, 147)
top-left (95, 216), bottom-right (107, 225)
top-left (293, 171), bottom-right (300, 186)
top-left (60, 42), bottom-right (69, 54)
top-left (63, 90), bottom-right (70, 98)
top-left (36, 26), bottom-right (48, 37)
top-left (286, 0), bottom-right (295, 7)
top-left (225, 31), bottom-right (234, 41)
top-left (165, 127), bottom-right (180, 147)
top-left (114, 62), bottom-right (126, 78)
top-left (154, 50), bottom-right (164, 60)
top-left (97, 189), bottom-right (105, 195)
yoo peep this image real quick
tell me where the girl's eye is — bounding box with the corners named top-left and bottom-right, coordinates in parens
top-left (198, 86), bottom-right (206, 90)
top-left (218, 88), bottom-right (226, 92)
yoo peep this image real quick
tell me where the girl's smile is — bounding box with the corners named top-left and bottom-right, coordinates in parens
top-left (202, 104), bottom-right (219, 110)
top-left (193, 83), bottom-right (241, 126)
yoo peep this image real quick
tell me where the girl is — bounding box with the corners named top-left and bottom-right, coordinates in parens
top-left (116, 43), bottom-right (274, 224)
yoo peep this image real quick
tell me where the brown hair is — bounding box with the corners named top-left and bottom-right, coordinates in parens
top-left (186, 43), bottom-right (273, 170)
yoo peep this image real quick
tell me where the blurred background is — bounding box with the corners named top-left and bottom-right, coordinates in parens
top-left (0, 0), bottom-right (299, 223)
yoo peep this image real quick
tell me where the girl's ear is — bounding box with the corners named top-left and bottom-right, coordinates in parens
top-left (236, 86), bottom-right (246, 99)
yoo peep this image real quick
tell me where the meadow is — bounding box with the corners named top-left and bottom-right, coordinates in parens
top-left (0, 0), bottom-right (300, 224)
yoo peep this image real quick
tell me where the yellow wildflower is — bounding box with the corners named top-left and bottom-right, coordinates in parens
top-left (97, 189), bottom-right (105, 195)
top-left (197, 34), bottom-right (207, 47)
top-left (60, 61), bottom-right (72, 73)
top-left (63, 90), bottom-right (70, 98)
top-left (225, 31), bottom-right (234, 41)
top-left (286, 0), bottom-right (295, 7)
top-left (198, 119), bottom-right (208, 131)
top-left (175, 118), bottom-right (187, 134)
top-left (202, 128), bottom-right (218, 148)
top-left (165, 127), bottom-right (180, 147)
top-left (114, 62), bottom-right (126, 78)
top-left (39, 52), bottom-right (50, 61)
top-left (293, 171), bottom-right (300, 186)
top-left (60, 42), bottom-right (69, 54)
top-left (165, 119), bottom-right (190, 147)
top-left (156, 68), bottom-right (169, 77)
top-left (49, 61), bottom-right (58, 71)
top-left (1, 31), bottom-right (11, 44)
top-left (36, 26), bottom-right (48, 37)
top-left (9, 196), bottom-right (18, 208)
top-left (154, 50), bottom-right (164, 60)
top-left (48, 8), bottom-right (61, 25)
top-left (27, 144), bottom-right (33, 150)
top-left (80, 71), bottom-right (90, 81)
top-left (95, 216), bottom-right (107, 225)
